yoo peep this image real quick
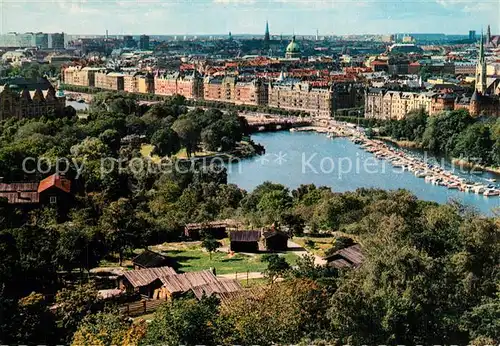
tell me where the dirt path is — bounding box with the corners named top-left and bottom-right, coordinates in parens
top-left (287, 240), bottom-right (327, 266)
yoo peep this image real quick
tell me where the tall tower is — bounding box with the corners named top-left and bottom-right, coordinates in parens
top-left (487, 25), bottom-right (491, 43)
top-left (263, 21), bottom-right (270, 51)
top-left (476, 33), bottom-right (487, 94)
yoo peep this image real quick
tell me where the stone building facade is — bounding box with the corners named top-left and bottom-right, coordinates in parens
top-left (0, 83), bottom-right (65, 120)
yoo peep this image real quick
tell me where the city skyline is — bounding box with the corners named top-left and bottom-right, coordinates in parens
top-left (0, 0), bottom-right (498, 36)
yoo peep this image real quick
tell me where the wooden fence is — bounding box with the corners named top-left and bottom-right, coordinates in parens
top-left (119, 299), bottom-right (165, 317)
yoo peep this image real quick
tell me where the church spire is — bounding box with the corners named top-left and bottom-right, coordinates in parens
top-left (487, 24), bottom-right (491, 43)
top-left (264, 21), bottom-right (270, 42)
top-left (476, 31), bottom-right (487, 94)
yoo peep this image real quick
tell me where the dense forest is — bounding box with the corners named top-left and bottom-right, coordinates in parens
top-left (0, 94), bottom-right (498, 345)
top-left (381, 109), bottom-right (500, 167)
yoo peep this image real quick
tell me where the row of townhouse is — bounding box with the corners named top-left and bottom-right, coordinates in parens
top-left (61, 67), bottom-right (363, 116)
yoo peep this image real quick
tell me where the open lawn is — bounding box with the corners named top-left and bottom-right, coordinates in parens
top-left (173, 148), bottom-right (215, 159)
top-left (149, 241), bottom-right (299, 275)
top-left (293, 236), bottom-right (335, 257)
top-left (140, 144), bottom-right (162, 164)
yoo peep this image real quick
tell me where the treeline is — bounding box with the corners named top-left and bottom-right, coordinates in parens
top-left (381, 109), bottom-right (500, 167)
top-left (61, 84), bottom-right (311, 117)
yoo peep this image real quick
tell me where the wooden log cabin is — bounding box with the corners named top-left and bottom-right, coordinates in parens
top-left (184, 219), bottom-right (242, 240)
top-left (229, 230), bottom-right (261, 253)
top-left (323, 244), bottom-right (364, 269)
top-left (262, 230), bottom-right (289, 251)
top-left (132, 249), bottom-right (170, 270)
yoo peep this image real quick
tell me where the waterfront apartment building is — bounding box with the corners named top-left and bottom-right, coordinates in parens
top-left (234, 80), bottom-right (268, 106)
top-left (62, 67), bottom-right (105, 87)
top-left (137, 73), bottom-right (155, 94)
top-left (365, 89), bottom-right (442, 120)
top-left (94, 72), bottom-right (125, 91)
top-left (203, 76), bottom-right (236, 102)
top-left (155, 72), bottom-right (203, 99)
top-left (268, 81), bottom-right (332, 117)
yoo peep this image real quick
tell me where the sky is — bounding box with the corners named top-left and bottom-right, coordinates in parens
top-left (0, 0), bottom-right (498, 36)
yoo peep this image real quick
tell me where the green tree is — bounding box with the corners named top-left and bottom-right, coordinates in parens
top-left (72, 311), bottom-right (146, 346)
top-left (201, 235), bottom-right (222, 260)
top-left (142, 296), bottom-right (220, 346)
top-left (172, 116), bottom-right (200, 158)
top-left (100, 198), bottom-right (141, 265)
top-left (55, 283), bottom-right (100, 340)
top-left (262, 254), bottom-right (290, 283)
top-left (151, 128), bottom-right (180, 157)
top-left (15, 292), bottom-right (57, 344)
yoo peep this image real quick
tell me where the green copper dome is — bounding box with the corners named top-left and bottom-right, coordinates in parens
top-left (286, 36), bottom-right (301, 53)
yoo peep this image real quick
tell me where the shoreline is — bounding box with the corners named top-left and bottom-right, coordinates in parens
top-left (451, 159), bottom-right (500, 176)
top-left (375, 136), bottom-right (500, 177)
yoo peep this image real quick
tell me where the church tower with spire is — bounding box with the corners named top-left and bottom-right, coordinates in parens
top-left (263, 21), bottom-right (270, 50)
top-left (475, 33), bottom-right (487, 95)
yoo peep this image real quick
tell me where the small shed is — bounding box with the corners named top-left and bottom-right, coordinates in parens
top-left (229, 230), bottom-right (261, 253)
top-left (120, 266), bottom-right (177, 298)
top-left (324, 244), bottom-right (364, 269)
top-left (132, 249), bottom-right (169, 270)
top-left (262, 230), bottom-right (289, 251)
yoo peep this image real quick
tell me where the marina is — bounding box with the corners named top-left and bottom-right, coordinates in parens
top-left (228, 131), bottom-right (500, 216)
top-left (320, 120), bottom-right (500, 198)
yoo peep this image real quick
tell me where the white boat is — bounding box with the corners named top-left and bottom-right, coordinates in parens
top-left (472, 185), bottom-right (486, 195)
top-left (486, 178), bottom-right (497, 183)
top-left (448, 183), bottom-right (460, 190)
top-left (415, 171), bottom-right (427, 178)
top-left (483, 189), bottom-right (500, 197)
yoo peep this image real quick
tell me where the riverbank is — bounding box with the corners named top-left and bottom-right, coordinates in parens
top-left (375, 136), bottom-right (422, 149)
top-left (452, 159), bottom-right (500, 175)
top-left (376, 136), bottom-right (500, 176)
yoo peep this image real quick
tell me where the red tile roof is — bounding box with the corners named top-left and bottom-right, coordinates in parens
top-left (38, 174), bottom-right (71, 194)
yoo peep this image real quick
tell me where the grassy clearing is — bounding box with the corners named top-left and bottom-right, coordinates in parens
top-left (149, 241), bottom-right (299, 275)
top-left (140, 144), bottom-right (161, 164)
top-left (293, 236), bottom-right (336, 257)
top-left (173, 148), bottom-right (215, 159)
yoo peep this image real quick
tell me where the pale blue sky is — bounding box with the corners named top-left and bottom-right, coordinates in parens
top-left (0, 0), bottom-right (498, 35)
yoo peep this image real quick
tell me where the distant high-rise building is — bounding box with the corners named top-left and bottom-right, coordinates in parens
top-left (50, 33), bottom-right (65, 49)
top-left (469, 30), bottom-right (476, 42)
top-left (35, 32), bottom-right (49, 49)
top-left (123, 35), bottom-right (136, 48)
top-left (139, 35), bottom-right (149, 50)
